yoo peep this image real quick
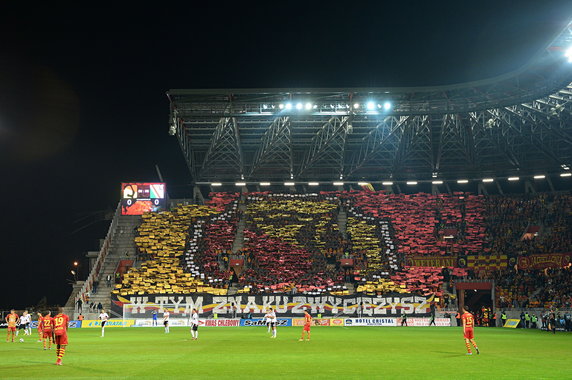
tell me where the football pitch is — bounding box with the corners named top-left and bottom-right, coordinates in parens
top-left (1, 326), bottom-right (571, 379)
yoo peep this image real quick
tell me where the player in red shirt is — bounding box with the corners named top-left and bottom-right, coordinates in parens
top-left (299, 310), bottom-right (312, 341)
top-left (5, 310), bottom-right (19, 343)
top-left (461, 305), bottom-right (480, 355)
top-left (53, 307), bottom-right (70, 366)
top-left (41, 311), bottom-right (54, 350)
top-left (36, 312), bottom-right (44, 343)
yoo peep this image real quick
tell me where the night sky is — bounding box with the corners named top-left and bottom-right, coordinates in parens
top-left (1, 1), bottom-right (571, 309)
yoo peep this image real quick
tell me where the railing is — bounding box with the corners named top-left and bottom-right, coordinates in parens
top-left (75, 202), bottom-right (121, 305)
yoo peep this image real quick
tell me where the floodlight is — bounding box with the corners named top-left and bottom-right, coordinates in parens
top-left (211, 182), bottom-right (222, 187)
top-left (305, 102), bottom-right (312, 110)
top-left (235, 182), bottom-right (246, 186)
top-left (358, 182), bottom-right (370, 186)
top-left (457, 179), bottom-right (469, 184)
top-left (260, 182), bottom-right (271, 186)
top-left (262, 104), bottom-right (268, 110)
top-left (366, 101), bottom-right (375, 110)
top-left (533, 175), bottom-right (545, 179)
top-left (308, 182), bottom-right (319, 186)
top-left (285, 103), bottom-right (293, 110)
top-left (508, 177), bottom-right (519, 181)
top-left (333, 182), bottom-right (344, 186)
top-left (353, 103), bottom-right (360, 109)
top-left (284, 182), bottom-right (295, 186)
top-left (383, 101), bottom-right (392, 110)
top-left (406, 181), bottom-right (417, 185)
top-left (482, 178), bottom-right (494, 183)
top-left (382, 181), bottom-right (393, 186)
top-left (566, 46), bottom-right (572, 63)
top-left (296, 103), bottom-right (303, 110)
top-left (560, 173), bottom-right (572, 177)
top-left (279, 103), bottom-right (284, 109)
top-left (432, 180), bottom-right (443, 185)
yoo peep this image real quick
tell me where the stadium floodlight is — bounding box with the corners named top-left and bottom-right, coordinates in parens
top-left (382, 181), bottom-right (393, 186)
top-left (366, 101), bottom-right (375, 110)
top-left (560, 173), bottom-right (572, 177)
top-left (457, 179), bottom-right (469, 184)
top-left (358, 182), bottom-right (370, 186)
top-left (305, 102), bottom-right (313, 110)
top-left (285, 103), bottom-right (293, 110)
top-left (260, 182), bottom-right (271, 186)
top-left (566, 46), bottom-right (572, 63)
top-left (262, 104), bottom-right (268, 110)
top-left (296, 102), bottom-right (303, 110)
top-left (383, 101), bottom-right (392, 110)
top-left (308, 182), bottom-right (319, 186)
top-left (482, 178), bottom-right (494, 183)
top-left (279, 103), bottom-right (284, 109)
top-left (406, 181), bottom-right (417, 185)
top-left (211, 182), bottom-right (222, 187)
top-left (353, 103), bottom-right (360, 109)
top-left (508, 177), bottom-right (519, 181)
top-left (333, 182), bottom-right (344, 186)
top-left (284, 181), bottom-right (295, 186)
top-left (432, 180), bottom-right (443, 185)
top-left (533, 175), bottom-right (546, 179)
top-left (235, 182), bottom-right (246, 186)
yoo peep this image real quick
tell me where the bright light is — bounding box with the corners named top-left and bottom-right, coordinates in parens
top-left (482, 178), bottom-right (494, 183)
top-left (358, 182), bottom-right (370, 186)
top-left (73, 261), bottom-right (79, 266)
top-left (211, 182), bottom-right (222, 187)
top-left (508, 177), bottom-right (520, 181)
top-left (566, 46), bottom-right (572, 63)
top-left (284, 182), bottom-right (295, 186)
top-left (235, 182), bottom-right (246, 186)
top-left (260, 182), bottom-right (271, 186)
top-left (533, 175), bottom-right (545, 179)
top-left (560, 173), bottom-right (572, 177)
top-left (383, 102), bottom-right (392, 110)
top-left (279, 103), bottom-right (284, 110)
top-left (457, 179), bottom-right (469, 184)
top-left (285, 103), bottom-right (293, 110)
top-left (366, 101), bottom-right (375, 110)
top-left (296, 103), bottom-right (303, 110)
top-left (406, 181), bottom-right (417, 185)
top-left (308, 182), bottom-right (319, 186)
top-left (432, 180), bottom-right (443, 185)
top-left (333, 182), bottom-right (344, 186)
top-left (305, 102), bottom-right (312, 110)
top-left (353, 103), bottom-right (360, 109)
top-left (382, 181), bottom-right (393, 186)
top-left (262, 104), bottom-right (268, 110)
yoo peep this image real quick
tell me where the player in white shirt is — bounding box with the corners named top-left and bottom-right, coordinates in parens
top-left (163, 310), bottom-right (170, 333)
top-left (264, 311), bottom-right (271, 333)
top-left (99, 309), bottom-right (109, 337)
top-left (190, 309), bottom-right (199, 340)
top-left (267, 307), bottom-right (277, 338)
top-left (18, 311), bottom-right (31, 337)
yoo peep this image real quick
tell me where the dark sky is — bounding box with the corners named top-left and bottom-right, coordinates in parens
top-left (1, 1), bottom-right (571, 309)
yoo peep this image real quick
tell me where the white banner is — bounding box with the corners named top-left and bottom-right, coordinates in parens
top-left (404, 318), bottom-right (451, 327)
top-left (344, 318), bottom-right (397, 326)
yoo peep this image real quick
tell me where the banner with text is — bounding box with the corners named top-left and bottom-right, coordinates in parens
top-left (406, 256), bottom-right (457, 267)
top-left (345, 318), bottom-right (397, 326)
top-left (240, 318), bottom-right (292, 327)
top-left (518, 253), bottom-right (572, 270)
top-left (113, 293), bottom-right (434, 318)
top-left (81, 319), bottom-right (135, 328)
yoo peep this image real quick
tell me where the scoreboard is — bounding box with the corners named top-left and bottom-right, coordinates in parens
top-left (121, 183), bottom-right (166, 215)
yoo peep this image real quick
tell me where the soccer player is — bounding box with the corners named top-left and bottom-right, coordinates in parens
top-left (37, 312), bottom-right (44, 342)
top-left (41, 311), bottom-right (54, 350)
top-left (53, 307), bottom-right (70, 366)
top-left (99, 309), bottom-right (109, 337)
top-left (163, 309), bottom-right (170, 333)
top-left (461, 305), bottom-right (479, 355)
top-left (5, 310), bottom-right (19, 343)
top-left (299, 310), bottom-right (312, 341)
top-left (190, 308), bottom-right (199, 340)
top-left (18, 311), bottom-right (31, 338)
top-left (267, 307), bottom-right (277, 338)
top-left (263, 309), bottom-right (272, 333)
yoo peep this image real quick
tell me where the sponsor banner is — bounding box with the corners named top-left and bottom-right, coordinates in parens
top-left (2, 321), bottom-right (82, 329)
top-left (240, 319), bottom-right (292, 327)
top-left (503, 319), bottom-right (521, 328)
top-left (403, 318), bottom-right (451, 327)
top-left (200, 319), bottom-right (240, 327)
top-left (407, 256), bottom-right (457, 267)
top-left (68, 320), bottom-right (82, 328)
top-left (345, 318), bottom-right (397, 326)
top-left (518, 253), bottom-right (572, 270)
top-left (113, 292), bottom-right (433, 317)
top-left (330, 318), bottom-right (345, 327)
top-left (292, 318), bottom-right (331, 326)
top-left (82, 319), bottom-right (135, 328)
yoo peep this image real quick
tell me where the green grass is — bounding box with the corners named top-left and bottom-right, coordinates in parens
top-left (1, 326), bottom-right (571, 379)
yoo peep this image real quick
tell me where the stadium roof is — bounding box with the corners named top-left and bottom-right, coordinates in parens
top-left (168, 20), bottom-right (572, 183)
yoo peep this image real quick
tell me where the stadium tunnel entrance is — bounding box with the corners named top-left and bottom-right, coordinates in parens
top-left (456, 281), bottom-right (494, 314)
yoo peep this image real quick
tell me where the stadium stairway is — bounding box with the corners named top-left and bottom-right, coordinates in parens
top-left (70, 214), bottom-right (141, 319)
top-left (345, 282), bottom-right (355, 295)
top-left (338, 206), bottom-right (348, 239)
top-left (232, 199), bottom-right (247, 254)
